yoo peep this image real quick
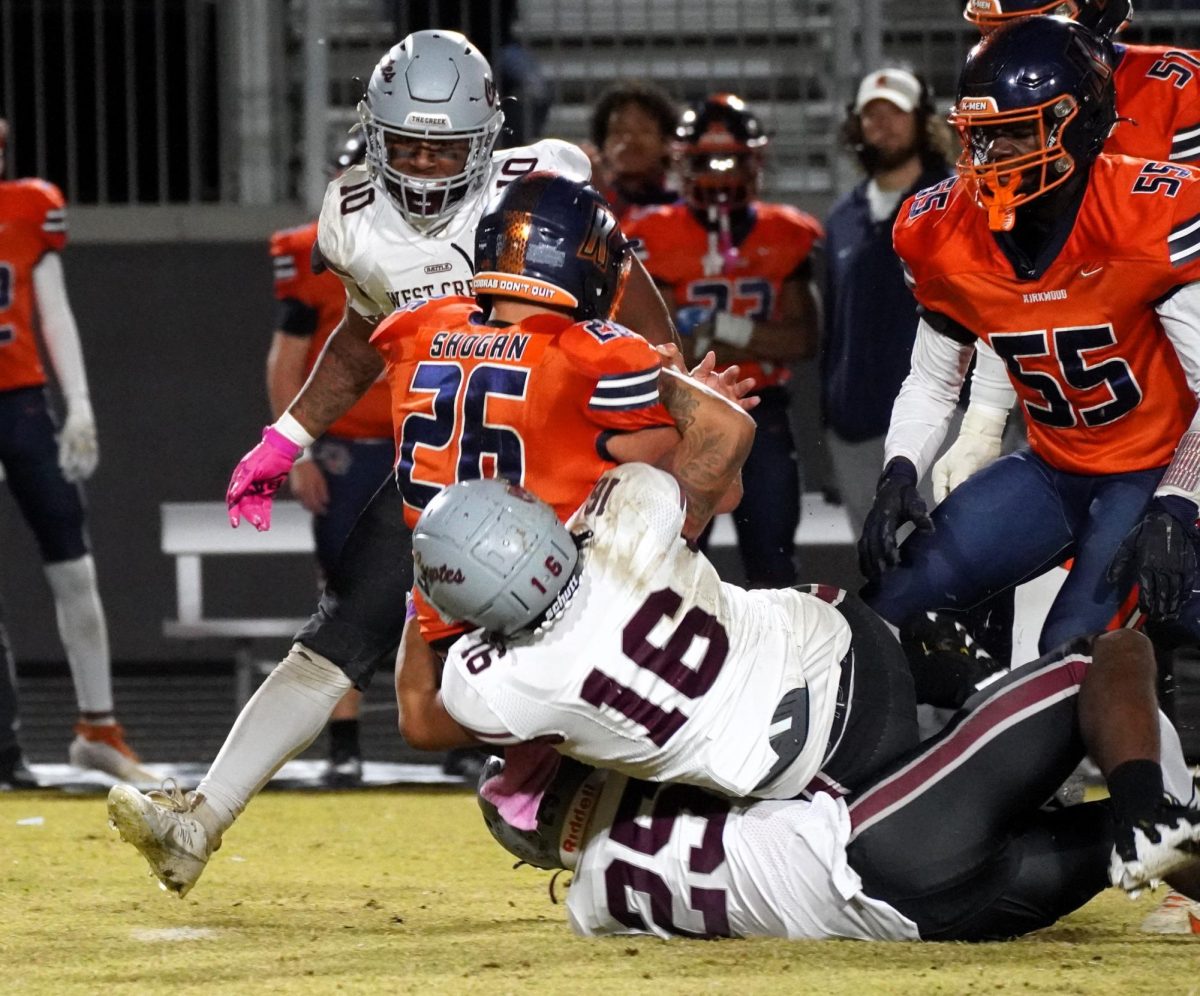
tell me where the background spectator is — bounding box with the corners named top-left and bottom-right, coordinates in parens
top-left (819, 68), bottom-right (955, 538)
top-left (586, 81), bottom-right (680, 222)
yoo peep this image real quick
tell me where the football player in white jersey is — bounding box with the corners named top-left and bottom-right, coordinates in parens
top-left (403, 457), bottom-right (922, 801)
top-left (477, 629), bottom-right (1200, 942)
top-left (106, 31), bottom-right (680, 899)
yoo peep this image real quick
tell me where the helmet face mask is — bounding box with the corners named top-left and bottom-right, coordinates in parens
top-left (963, 0), bottom-right (1133, 39)
top-left (682, 150), bottom-right (762, 210)
top-left (474, 172), bottom-right (636, 322)
top-left (951, 17), bottom-right (1116, 231)
top-left (477, 754), bottom-right (606, 871)
top-left (676, 94), bottom-right (767, 212)
top-left (358, 30), bottom-right (504, 232)
top-left (953, 94), bottom-right (1080, 229)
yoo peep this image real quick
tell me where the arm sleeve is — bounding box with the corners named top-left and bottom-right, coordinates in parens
top-left (883, 317), bottom-right (976, 479)
top-left (31, 253), bottom-right (90, 403)
top-left (1157, 281), bottom-right (1200, 435)
top-left (274, 298), bottom-right (320, 337)
top-left (968, 338), bottom-right (1019, 413)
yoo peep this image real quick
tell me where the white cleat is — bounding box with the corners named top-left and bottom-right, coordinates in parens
top-left (1109, 803), bottom-right (1200, 897)
top-left (107, 780), bottom-right (216, 897)
top-left (1139, 889), bottom-right (1200, 935)
top-left (69, 722), bottom-right (161, 783)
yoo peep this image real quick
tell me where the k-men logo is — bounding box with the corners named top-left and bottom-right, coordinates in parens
top-left (578, 204), bottom-right (619, 270)
top-left (958, 97), bottom-right (999, 113)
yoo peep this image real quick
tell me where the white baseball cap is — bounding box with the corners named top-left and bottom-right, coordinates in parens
top-left (854, 68), bottom-right (923, 114)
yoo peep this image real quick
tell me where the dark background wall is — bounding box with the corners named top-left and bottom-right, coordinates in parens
top-left (0, 241), bottom-right (844, 666)
top-left (0, 242), bottom-right (323, 664)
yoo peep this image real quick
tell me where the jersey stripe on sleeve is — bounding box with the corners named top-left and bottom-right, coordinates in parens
top-left (1171, 122), bottom-right (1200, 163)
top-left (588, 365), bottom-right (661, 410)
top-left (273, 252), bottom-right (298, 283)
top-left (1169, 211), bottom-right (1200, 266)
top-left (42, 208), bottom-right (66, 236)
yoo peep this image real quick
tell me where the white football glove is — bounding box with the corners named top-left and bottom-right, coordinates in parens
top-left (931, 404), bottom-right (1008, 503)
top-left (58, 396), bottom-right (99, 482)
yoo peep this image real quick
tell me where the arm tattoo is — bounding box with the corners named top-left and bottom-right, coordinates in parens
top-left (657, 371), bottom-right (752, 535)
top-left (290, 314), bottom-right (384, 435)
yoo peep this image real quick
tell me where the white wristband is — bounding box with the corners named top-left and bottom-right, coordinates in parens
top-left (274, 411), bottom-right (317, 449)
top-left (712, 313), bottom-right (755, 349)
top-left (959, 403), bottom-right (1008, 440)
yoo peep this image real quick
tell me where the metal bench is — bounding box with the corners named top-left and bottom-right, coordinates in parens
top-left (161, 500), bottom-right (314, 704)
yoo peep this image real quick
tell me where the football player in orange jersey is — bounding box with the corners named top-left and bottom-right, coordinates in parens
top-left (944, 2), bottom-right (1200, 503)
top-left (266, 130), bottom-right (394, 786)
top-left (624, 95), bottom-right (823, 588)
top-left (108, 169), bottom-right (750, 898)
top-left (377, 172), bottom-right (752, 647)
top-left (0, 119), bottom-right (154, 785)
top-left (858, 19), bottom-right (1200, 660)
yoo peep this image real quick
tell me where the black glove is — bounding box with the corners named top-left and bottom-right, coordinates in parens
top-left (857, 457), bottom-right (934, 581)
top-left (1106, 495), bottom-right (1200, 620)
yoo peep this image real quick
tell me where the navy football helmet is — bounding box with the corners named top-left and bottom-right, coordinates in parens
top-left (476, 754), bottom-right (606, 871)
top-left (675, 94), bottom-right (768, 211)
top-left (951, 16), bottom-right (1116, 231)
top-left (964, 0), bottom-right (1132, 39)
top-left (474, 172), bottom-right (637, 322)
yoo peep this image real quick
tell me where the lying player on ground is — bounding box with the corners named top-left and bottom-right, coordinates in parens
top-left (479, 628), bottom-right (1200, 941)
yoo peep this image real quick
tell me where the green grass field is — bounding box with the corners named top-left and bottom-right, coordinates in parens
top-left (1, 787), bottom-right (1196, 995)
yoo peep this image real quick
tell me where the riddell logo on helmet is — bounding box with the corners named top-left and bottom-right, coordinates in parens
top-left (559, 776), bottom-right (602, 856)
top-left (959, 97), bottom-right (999, 113)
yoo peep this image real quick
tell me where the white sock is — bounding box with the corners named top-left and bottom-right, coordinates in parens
top-left (43, 555), bottom-right (113, 715)
top-left (194, 643), bottom-right (351, 839)
top-left (1160, 709), bottom-right (1196, 808)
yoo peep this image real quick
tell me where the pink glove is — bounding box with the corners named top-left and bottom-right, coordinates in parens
top-left (226, 426), bottom-right (304, 530)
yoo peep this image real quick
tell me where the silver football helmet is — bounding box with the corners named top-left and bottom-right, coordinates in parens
top-left (412, 479), bottom-right (579, 637)
top-left (358, 30), bottom-right (504, 231)
top-left (477, 754), bottom-right (607, 870)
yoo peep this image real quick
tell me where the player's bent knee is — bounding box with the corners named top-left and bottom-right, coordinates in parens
top-left (1092, 629), bottom-right (1152, 668)
top-left (275, 642), bottom-right (354, 700)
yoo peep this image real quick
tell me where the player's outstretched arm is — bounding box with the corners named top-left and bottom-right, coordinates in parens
top-left (655, 365), bottom-right (756, 540)
top-left (227, 305), bottom-right (381, 530)
top-left (930, 340), bottom-right (1014, 503)
top-left (395, 616), bottom-right (480, 751)
top-left (1108, 281), bottom-right (1200, 618)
